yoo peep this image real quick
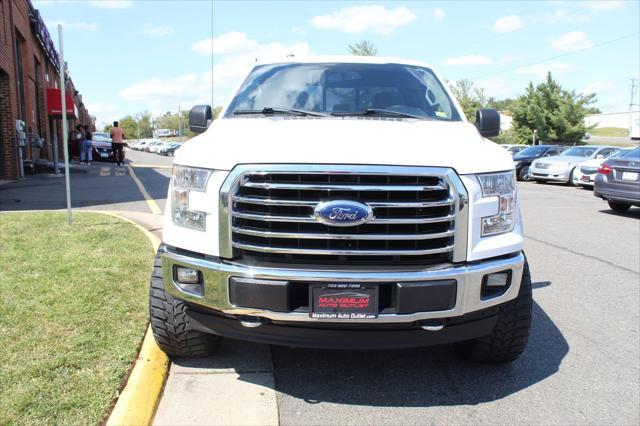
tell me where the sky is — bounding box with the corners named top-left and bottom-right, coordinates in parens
top-left (34, 0), bottom-right (640, 129)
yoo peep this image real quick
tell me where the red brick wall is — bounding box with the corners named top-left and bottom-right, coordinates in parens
top-left (0, 0), bottom-right (91, 179)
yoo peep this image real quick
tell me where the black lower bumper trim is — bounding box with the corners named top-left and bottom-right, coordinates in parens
top-left (185, 307), bottom-right (498, 350)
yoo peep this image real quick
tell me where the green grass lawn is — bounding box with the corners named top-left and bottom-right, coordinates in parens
top-left (0, 212), bottom-right (154, 424)
top-left (589, 127), bottom-right (630, 137)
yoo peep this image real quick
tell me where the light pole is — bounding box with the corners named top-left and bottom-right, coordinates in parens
top-left (58, 24), bottom-right (72, 225)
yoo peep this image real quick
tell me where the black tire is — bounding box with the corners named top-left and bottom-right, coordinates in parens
top-left (455, 260), bottom-right (532, 363)
top-left (608, 201), bottom-right (631, 212)
top-left (149, 250), bottom-right (220, 357)
top-left (567, 168), bottom-right (576, 186)
top-left (535, 179), bottom-right (547, 184)
top-left (518, 165), bottom-right (531, 181)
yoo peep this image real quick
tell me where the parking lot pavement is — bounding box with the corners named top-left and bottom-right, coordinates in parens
top-left (159, 182), bottom-right (638, 426)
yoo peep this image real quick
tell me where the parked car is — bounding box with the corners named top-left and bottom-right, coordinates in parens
top-left (159, 142), bottom-right (182, 156)
top-left (500, 144), bottom-right (528, 157)
top-left (573, 148), bottom-right (629, 188)
top-left (150, 56), bottom-right (533, 364)
top-left (594, 147), bottom-right (640, 212)
top-left (513, 145), bottom-right (562, 181)
top-left (91, 132), bottom-right (117, 162)
top-left (145, 140), bottom-right (165, 153)
top-left (529, 145), bottom-right (619, 184)
top-left (134, 139), bottom-right (151, 151)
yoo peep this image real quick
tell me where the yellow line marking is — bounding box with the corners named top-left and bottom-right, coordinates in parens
top-left (129, 164), bottom-right (173, 169)
top-left (128, 166), bottom-right (163, 215)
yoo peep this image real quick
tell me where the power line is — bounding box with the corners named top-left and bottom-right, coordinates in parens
top-left (472, 32), bottom-right (639, 80)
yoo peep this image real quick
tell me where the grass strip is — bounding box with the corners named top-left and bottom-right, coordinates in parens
top-left (0, 211), bottom-right (154, 424)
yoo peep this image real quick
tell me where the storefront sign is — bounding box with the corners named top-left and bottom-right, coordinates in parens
top-left (27, 2), bottom-right (61, 71)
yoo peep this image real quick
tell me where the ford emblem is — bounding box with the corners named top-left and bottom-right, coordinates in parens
top-left (313, 200), bottom-right (374, 227)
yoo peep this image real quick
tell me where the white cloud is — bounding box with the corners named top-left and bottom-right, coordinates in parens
top-left (549, 31), bottom-right (592, 52)
top-left (492, 15), bottom-right (524, 33)
top-left (139, 24), bottom-right (173, 36)
top-left (443, 55), bottom-right (492, 66)
top-left (292, 26), bottom-right (308, 35)
top-left (119, 74), bottom-right (210, 111)
top-left (476, 78), bottom-right (511, 98)
top-left (515, 62), bottom-right (570, 77)
top-left (580, 1), bottom-right (624, 12)
top-left (583, 81), bottom-right (614, 94)
top-left (431, 8), bottom-right (446, 22)
top-left (88, 0), bottom-right (132, 9)
top-left (311, 5), bottom-right (417, 35)
top-left (46, 20), bottom-right (99, 30)
top-left (192, 31), bottom-right (259, 55)
top-left (539, 9), bottom-right (591, 24)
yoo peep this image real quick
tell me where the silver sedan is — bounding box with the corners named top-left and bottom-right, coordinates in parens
top-left (529, 145), bottom-right (619, 185)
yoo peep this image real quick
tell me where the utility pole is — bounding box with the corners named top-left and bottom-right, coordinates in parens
top-left (58, 24), bottom-right (72, 225)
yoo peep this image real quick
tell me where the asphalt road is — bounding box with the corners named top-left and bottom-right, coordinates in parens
top-left (2, 152), bottom-right (638, 425)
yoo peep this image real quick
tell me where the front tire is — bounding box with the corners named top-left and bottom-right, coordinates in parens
top-left (518, 165), bottom-right (531, 181)
top-left (455, 260), bottom-right (532, 363)
top-left (535, 179), bottom-right (547, 184)
top-left (608, 201), bottom-right (631, 212)
top-left (149, 250), bottom-right (220, 357)
top-left (568, 168), bottom-right (576, 186)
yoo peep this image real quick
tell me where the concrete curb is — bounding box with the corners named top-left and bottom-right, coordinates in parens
top-left (97, 211), bottom-right (170, 426)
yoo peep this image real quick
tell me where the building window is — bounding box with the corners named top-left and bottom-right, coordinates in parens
top-left (15, 32), bottom-right (27, 121)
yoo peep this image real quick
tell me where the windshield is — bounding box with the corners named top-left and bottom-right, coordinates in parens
top-left (561, 147), bottom-right (597, 157)
top-left (516, 146), bottom-right (549, 157)
top-left (620, 147), bottom-right (640, 158)
top-left (225, 62), bottom-right (461, 121)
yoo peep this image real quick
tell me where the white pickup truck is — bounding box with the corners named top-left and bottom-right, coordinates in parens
top-left (150, 56), bottom-right (531, 363)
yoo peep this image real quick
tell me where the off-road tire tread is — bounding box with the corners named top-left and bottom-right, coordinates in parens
top-left (458, 261), bottom-right (533, 363)
top-left (149, 251), bottom-right (219, 357)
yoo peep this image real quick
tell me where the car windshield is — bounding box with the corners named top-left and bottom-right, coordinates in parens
top-left (516, 146), bottom-right (549, 157)
top-left (561, 147), bottom-right (597, 157)
top-left (225, 62), bottom-right (461, 121)
top-left (620, 147), bottom-right (640, 158)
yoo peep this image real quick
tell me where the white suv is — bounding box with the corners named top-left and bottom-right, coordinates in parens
top-left (150, 56), bottom-right (531, 363)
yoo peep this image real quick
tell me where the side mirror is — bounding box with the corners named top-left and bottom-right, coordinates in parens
top-left (189, 105), bottom-right (213, 133)
top-left (475, 109), bottom-right (500, 138)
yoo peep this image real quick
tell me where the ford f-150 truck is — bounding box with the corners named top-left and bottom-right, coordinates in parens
top-left (150, 56), bottom-right (532, 363)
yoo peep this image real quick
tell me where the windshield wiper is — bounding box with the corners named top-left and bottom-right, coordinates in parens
top-left (331, 108), bottom-right (428, 120)
top-left (233, 107), bottom-right (329, 117)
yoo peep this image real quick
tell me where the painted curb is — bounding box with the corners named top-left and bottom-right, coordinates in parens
top-left (99, 212), bottom-right (169, 426)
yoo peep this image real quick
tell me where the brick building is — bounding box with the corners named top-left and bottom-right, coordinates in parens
top-left (0, 0), bottom-right (93, 180)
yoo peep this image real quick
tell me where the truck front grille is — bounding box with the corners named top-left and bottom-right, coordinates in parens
top-left (223, 166), bottom-right (466, 266)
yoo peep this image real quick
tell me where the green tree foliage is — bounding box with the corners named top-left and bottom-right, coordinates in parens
top-left (348, 40), bottom-right (378, 56)
top-left (102, 123), bottom-right (113, 133)
top-left (511, 72), bottom-right (596, 145)
top-left (448, 79), bottom-right (487, 123)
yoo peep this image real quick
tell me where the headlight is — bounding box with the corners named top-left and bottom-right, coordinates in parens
top-left (476, 171), bottom-right (516, 237)
top-left (172, 165), bottom-right (212, 231)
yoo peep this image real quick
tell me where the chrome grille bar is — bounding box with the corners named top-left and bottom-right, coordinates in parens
top-left (232, 195), bottom-right (455, 208)
top-left (232, 227), bottom-right (455, 240)
top-left (232, 211), bottom-right (456, 224)
top-left (232, 241), bottom-right (455, 256)
top-left (241, 181), bottom-right (446, 192)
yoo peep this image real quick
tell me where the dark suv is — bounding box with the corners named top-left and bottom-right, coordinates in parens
top-left (513, 145), bottom-right (562, 181)
top-left (594, 147), bottom-right (640, 212)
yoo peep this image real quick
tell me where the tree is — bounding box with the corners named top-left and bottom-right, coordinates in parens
top-left (511, 72), bottom-right (596, 145)
top-left (348, 40), bottom-right (378, 56)
top-left (102, 123), bottom-right (113, 133)
top-left (448, 79), bottom-right (487, 123)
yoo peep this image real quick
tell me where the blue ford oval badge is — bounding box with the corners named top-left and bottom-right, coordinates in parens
top-left (313, 200), bottom-right (374, 227)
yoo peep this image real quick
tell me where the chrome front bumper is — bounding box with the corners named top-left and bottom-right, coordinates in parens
top-left (161, 246), bottom-right (525, 324)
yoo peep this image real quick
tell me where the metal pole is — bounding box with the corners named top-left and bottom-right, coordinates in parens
top-left (178, 104), bottom-right (182, 143)
top-left (58, 25), bottom-right (72, 225)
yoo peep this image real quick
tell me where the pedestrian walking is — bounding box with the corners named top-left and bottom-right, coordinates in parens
top-left (82, 125), bottom-right (93, 165)
top-left (110, 121), bottom-right (125, 166)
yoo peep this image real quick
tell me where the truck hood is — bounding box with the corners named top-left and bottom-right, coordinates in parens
top-left (174, 117), bottom-right (514, 175)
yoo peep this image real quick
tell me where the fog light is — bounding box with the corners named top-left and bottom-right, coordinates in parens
top-left (481, 271), bottom-right (511, 299)
top-left (175, 266), bottom-right (201, 284)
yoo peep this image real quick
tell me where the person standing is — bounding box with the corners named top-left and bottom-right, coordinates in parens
top-left (76, 124), bottom-right (87, 164)
top-left (110, 121), bottom-right (125, 166)
top-left (82, 125), bottom-right (93, 165)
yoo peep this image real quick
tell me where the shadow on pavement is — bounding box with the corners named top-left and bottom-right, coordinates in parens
top-left (267, 301), bottom-right (566, 407)
top-left (0, 160), bottom-right (170, 212)
top-left (598, 208), bottom-right (640, 219)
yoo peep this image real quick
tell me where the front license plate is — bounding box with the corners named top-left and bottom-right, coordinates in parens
top-left (100, 153), bottom-right (108, 158)
top-left (622, 172), bottom-right (638, 181)
top-left (310, 284), bottom-right (378, 319)
top-left (581, 175), bottom-right (591, 182)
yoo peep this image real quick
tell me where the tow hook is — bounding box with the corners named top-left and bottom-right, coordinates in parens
top-left (239, 316), bottom-right (264, 328)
